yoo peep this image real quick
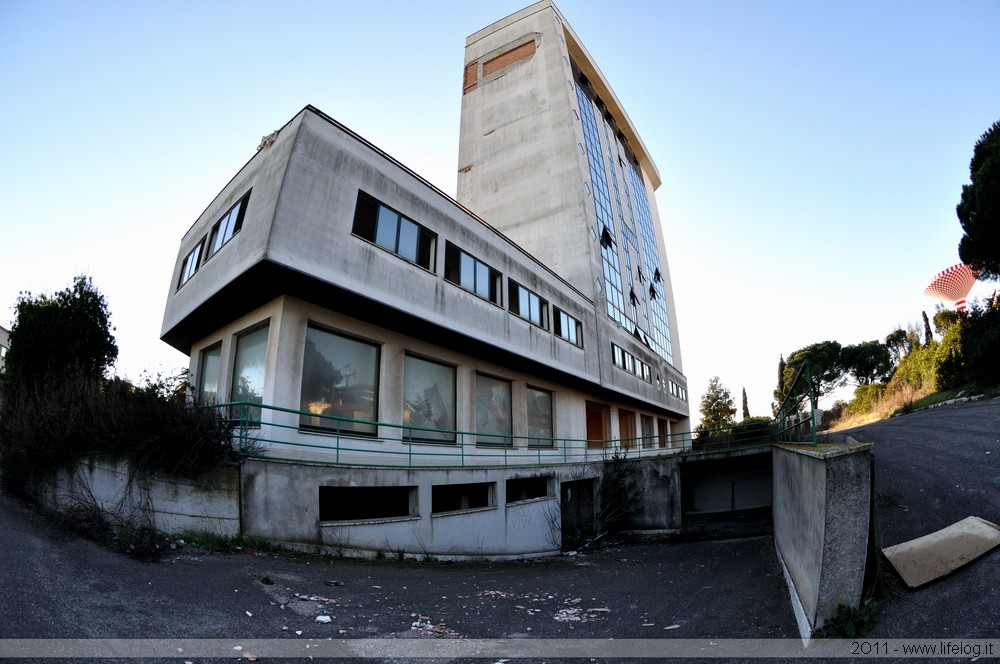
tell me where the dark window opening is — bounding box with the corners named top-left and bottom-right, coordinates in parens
top-left (444, 242), bottom-right (501, 304)
top-left (319, 486), bottom-right (415, 521)
top-left (207, 192), bottom-right (250, 258)
top-left (178, 237), bottom-right (205, 288)
top-left (506, 476), bottom-right (552, 503)
top-left (432, 482), bottom-right (494, 514)
top-left (509, 281), bottom-right (547, 328)
top-left (352, 191), bottom-right (436, 270)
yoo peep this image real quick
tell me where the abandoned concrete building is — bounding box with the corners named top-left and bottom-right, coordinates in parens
top-left (160, 0), bottom-right (690, 557)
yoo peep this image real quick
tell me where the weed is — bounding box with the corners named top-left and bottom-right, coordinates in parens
top-left (180, 531), bottom-right (282, 555)
top-left (813, 599), bottom-right (879, 639)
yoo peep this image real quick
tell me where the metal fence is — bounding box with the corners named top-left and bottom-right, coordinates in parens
top-left (211, 386), bottom-right (803, 469)
top-left (214, 402), bottom-right (689, 469)
top-left (774, 360), bottom-right (818, 444)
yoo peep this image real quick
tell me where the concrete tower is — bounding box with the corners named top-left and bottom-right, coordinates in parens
top-left (458, 0), bottom-right (683, 377)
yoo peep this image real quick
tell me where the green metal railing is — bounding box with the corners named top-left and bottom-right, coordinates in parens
top-left (210, 401), bottom-right (739, 468)
top-left (212, 392), bottom-right (790, 469)
top-left (774, 360), bottom-right (818, 444)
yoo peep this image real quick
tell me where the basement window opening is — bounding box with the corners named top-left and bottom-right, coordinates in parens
top-left (318, 486), bottom-right (416, 522)
top-left (506, 476), bottom-right (552, 504)
top-left (431, 482), bottom-right (495, 514)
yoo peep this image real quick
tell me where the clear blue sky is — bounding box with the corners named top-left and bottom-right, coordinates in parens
top-left (2, 0), bottom-right (998, 423)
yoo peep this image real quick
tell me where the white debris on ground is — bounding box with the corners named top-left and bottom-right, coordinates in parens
top-left (409, 614), bottom-right (462, 638)
top-left (553, 598), bottom-right (611, 623)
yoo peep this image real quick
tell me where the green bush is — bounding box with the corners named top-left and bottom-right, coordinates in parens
top-left (729, 416), bottom-right (775, 444)
top-left (888, 342), bottom-right (940, 393)
top-left (848, 384), bottom-right (886, 415)
top-left (961, 297), bottom-right (1000, 388)
top-left (0, 371), bottom-right (239, 497)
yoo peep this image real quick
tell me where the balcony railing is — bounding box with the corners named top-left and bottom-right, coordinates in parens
top-left (212, 401), bottom-right (705, 468)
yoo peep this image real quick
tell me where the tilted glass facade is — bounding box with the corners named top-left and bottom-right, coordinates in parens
top-left (574, 77), bottom-right (673, 365)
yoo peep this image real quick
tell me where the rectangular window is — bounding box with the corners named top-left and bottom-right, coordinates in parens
top-left (476, 373), bottom-right (512, 446)
top-left (508, 281), bottom-right (547, 328)
top-left (432, 481), bottom-right (494, 514)
top-left (198, 343), bottom-right (221, 405)
top-left (208, 193), bottom-right (250, 258)
top-left (319, 486), bottom-right (416, 521)
top-left (553, 308), bottom-right (582, 346)
top-left (232, 324), bottom-right (268, 425)
top-left (444, 242), bottom-right (501, 304)
top-left (586, 401), bottom-right (609, 449)
top-left (506, 476), bottom-right (552, 503)
top-left (657, 418), bottom-right (670, 448)
top-left (353, 191), bottom-right (436, 270)
top-left (178, 238), bottom-right (205, 287)
top-left (526, 386), bottom-right (553, 446)
top-left (641, 414), bottom-right (654, 449)
top-left (299, 326), bottom-right (379, 436)
top-left (619, 409), bottom-right (636, 449)
top-left (403, 355), bottom-right (456, 443)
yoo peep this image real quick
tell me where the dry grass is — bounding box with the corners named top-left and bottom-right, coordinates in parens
top-left (826, 383), bottom-right (933, 431)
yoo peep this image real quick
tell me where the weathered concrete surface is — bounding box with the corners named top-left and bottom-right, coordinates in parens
top-left (240, 455), bottom-right (683, 558)
top-left (34, 455), bottom-right (240, 537)
top-left (772, 441), bottom-right (871, 637)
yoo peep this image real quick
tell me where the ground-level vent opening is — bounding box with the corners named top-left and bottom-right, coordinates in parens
top-left (506, 476), bottom-right (553, 503)
top-left (319, 486), bottom-right (416, 521)
top-left (432, 481), bottom-right (494, 514)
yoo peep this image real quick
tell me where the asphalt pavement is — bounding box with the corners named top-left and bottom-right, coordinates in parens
top-left (1, 397), bottom-right (998, 662)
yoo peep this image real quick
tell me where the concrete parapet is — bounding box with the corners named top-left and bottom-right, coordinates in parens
top-left (772, 439), bottom-right (872, 640)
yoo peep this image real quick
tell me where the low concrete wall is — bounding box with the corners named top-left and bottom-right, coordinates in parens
top-left (33, 451), bottom-right (688, 558)
top-left (772, 440), bottom-right (872, 639)
top-left (240, 454), bottom-right (684, 559)
top-left (36, 455), bottom-right (240, 537)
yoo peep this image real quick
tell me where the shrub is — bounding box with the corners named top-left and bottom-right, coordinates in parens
top-left (847, 384), bottom-right (886, 416)
top-left (0, 371), bottom-right (239, 497)
top-left (729, 416), bottom-right (775, 445)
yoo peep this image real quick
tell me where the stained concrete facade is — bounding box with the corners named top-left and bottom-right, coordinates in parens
top-left (160, 2), bottom-right (689, 557)
top-left (458, 1), bottom-right (683, 378)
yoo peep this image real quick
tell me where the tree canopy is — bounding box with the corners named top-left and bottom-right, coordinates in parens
top-left (933, 307), bottom-right (960, 336)
top-left (1, 275), bottom-right (117, 396)
top-left (841, 340), bottom-right (892, 386)
top-left (699, 376), bottom-right (736, 431)
top-left (782, 341), bottom-right (844, 409)
top-left (957, 119), bottom-right (1000, 280)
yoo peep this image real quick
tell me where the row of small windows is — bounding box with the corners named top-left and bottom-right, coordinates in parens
top-left (205, 322), bottom-right (557, 447)
top-left (669, 380), bottom-right (688, 402)
top-left (352, 191), bottom-right (583, 347)
top-left (178, 192), bottom-right (251, 288)
top-left (611, 343), bottom-right (651, 383)
top-left (318, 476), bottom-right (552, 522)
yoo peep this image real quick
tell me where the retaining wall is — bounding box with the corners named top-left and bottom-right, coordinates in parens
top-left (772, 439), bottom-right (872, 639)
top-left (35, 455), bottom-right (240, 537)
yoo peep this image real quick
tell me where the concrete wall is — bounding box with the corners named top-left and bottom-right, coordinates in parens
top-left (36, 455), bottom-right (240, 537)
top-left (240, 454), bottom-right (683, 559)
top-left (772, 441), bottom-right (872, 639)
